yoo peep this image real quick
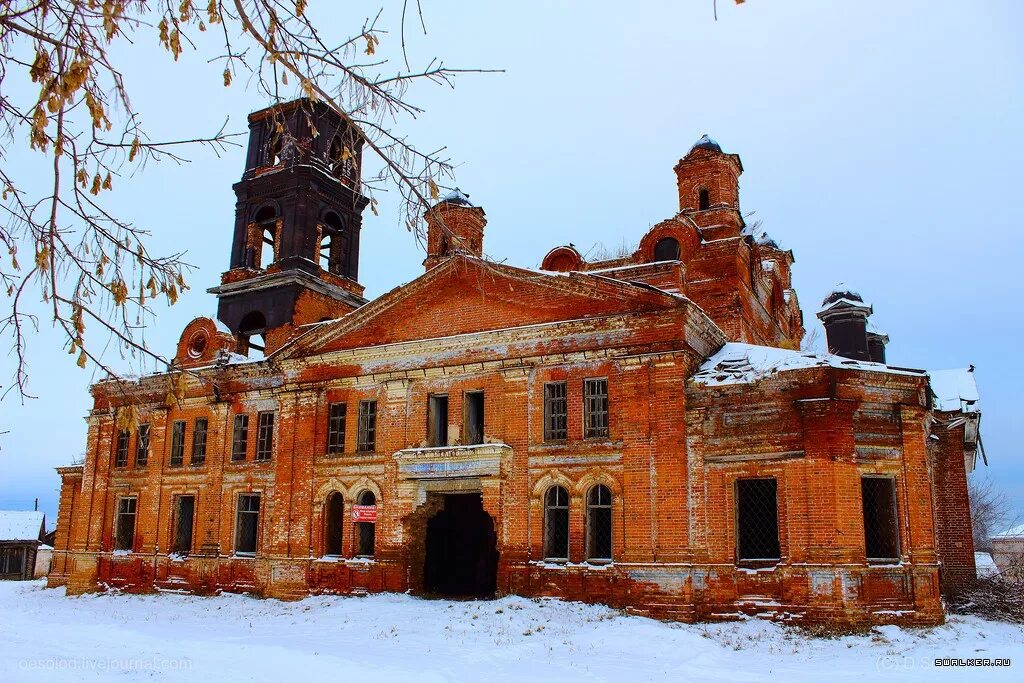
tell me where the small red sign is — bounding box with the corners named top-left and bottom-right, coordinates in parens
top-left (351, 505), bottom-right (377, 523)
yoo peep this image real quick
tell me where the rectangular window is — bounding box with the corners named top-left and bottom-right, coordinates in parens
top-left (427, 394), bottom-right (448, 447)
top-left (135, 424), bottom-right (150, 467)
top-left (115, 430), bottom-right (130, 468)
top-left (0, 547), bottom-right (25, 575)
top-left (231, 414), bottom-right (249, 462)
top-left (464, 391), bottom-right (484, 445)
top-left (862, 477), bottom-right (901, 562)
top-left (115, 497), bottom-right (137, 551)
top-left (326, 403), bottom-right (347, 454)
top-left (191, 418), bottom-right (208, 465)
top-left (357, 400), bottom-right (377, 453)
top-left (543, 381), bottom-right (567, 442)
top-left (735, 478), bottom-right (781, 562)
top-left (172, 495), bottom-right (195, 555)
top-left (583, 378), bottom-right (609, 439)
top-left (255, 411), bottom-right (275, 461)
top-left (169, 420), bottom-right (186, 466)
top-left (235, 493), bottom-right (260, 555)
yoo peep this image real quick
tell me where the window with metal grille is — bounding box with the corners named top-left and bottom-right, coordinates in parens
top-left (231, 414), bottom-right (249, 461)
top-left (115, 430), bottom-right (130, 468)
top-left (172, 495), bottom-right (195, 555)
top-left (464, 391), bottom-right (484, 445)
top-left (427, 394), bottom-right (448, 447)
top-left (135, 424), bottom-right (150, 467)
top-left (115, 497), bottom-right (137, 551)
top-left (543, 381), bottom-right (567, 442)
top-left (586, 484), bottom-right (612, 561)
top-left (583, 378), bottom-right (609, 439)
top-left (324, 492), bottom-right (344, 556)
top-left (357, 400), bottom-right (377, 452)
top-left (169, 420), bottom-right (186, 466)
top-left (255, 411), bottom-right (275, 461)
top-left (235, 494), bottom-right (260, 555)
top-left (191, 418), bottom-right (208, 465)
top-left (543, 486), bottom-right (570, 560)
top-left (862, 477), bottom-right (900, 562)
top-left (356, 490), bottom-right (376, 556)
top-left (326, 403), bottom-right (347, 454)
top-left (735, 478), bottom-right (781, 562)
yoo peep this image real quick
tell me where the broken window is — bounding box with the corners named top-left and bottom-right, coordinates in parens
top-left (135, 424), bottom-right (150, 467)
top-left (115, 497), bottom-right (137, 551)
top-left (464, 391), bottom-right (484, 445)
top-left (235, 493), bottom-right (260, 556)
top-left (115, 430), bottom-right (130, 468)
top-left (191, 418), bottom-right (208, 465)
top-left (357, 400), bottom-right (377, 452)
top-left (255, 411), bottom-right (275, 461)
top-left (583, 378), bottom-right (609, 439)
top-left (327, 402), bottom-right (347, 454)
top-left (173, 495), bottom-right (195, 555)
top-left (356, 490), bottom-right (376, 557)
top-left (862, 477), bottom-right (900, 562)
top-left (586, 484), bottom-right (612, 562)
top-left (427, 394), bottom-right (449, 447)
top-left (169, 420), bottom-right (186, 467)
top-left (653, 237), bottom-right (681, 262)
top-left (735, 478), bottom-right (781, 562)
top-left (698, 187), bottom-right (710, 210)
top-left (231, 414), bottom-right (249, 461)
top-left (543, 381), bottom-right (567, 442)
top-left (544, 486), bottom-right (570, 561)
top-left (237, 311), bottom-right (267, 359)
top-left (324, 492), bottom-right (344, 556)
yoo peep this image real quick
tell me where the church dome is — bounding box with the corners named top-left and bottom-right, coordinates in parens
top-left (690, 134), bottom-right (722, 153)
top-left (437, 188), bottom-right (474, 207)
top-left (821, 285), bottom-right (864, 307)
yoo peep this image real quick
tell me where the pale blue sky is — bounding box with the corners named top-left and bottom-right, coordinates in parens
top-left (1, 1), bottom-right (1021, 527)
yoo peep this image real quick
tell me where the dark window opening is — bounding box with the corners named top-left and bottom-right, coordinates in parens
top-left (356, 490), bottom-right (376, 556)
top-left (357, 400), bottom-right (377, 452)
top-left (237, 311), bottom-right (267, 359)
top-left (191, 418), bottom-right (208, 465)
top-left (464, 391), bottom-right (484, 445)
top-left (862, 477), bottom-right (900, 562)
top-left (231, 414), bottom-right (249, 462)
top-left (327, 402), bottom-right (347, 455)
top-left (324, 492), bottom-right (344, 556)
top-left (736, 478), bottom-right (781, 562)
top-left (0, 547), bottom-right (25, 575)
top-left (169, 420), bottom-right (186, 467)
top-left (543, 381), bottom-right (567, 442)
top-left (267, 131), bottom-right (283, 166)
top-left (115, 430), bottom-right (130, 468)
top-left (235, 493), bottom-right (260, 555)
top-left (586, 484), bottom-right (612, 562)
top-left (584, 378), bottom-right (609, 439)
top-left (255, 411), bottom-right (275, 461)
top-left (543, 486), bottom-right (570, 560)
top-left (653, 237), bottom-right (681, 262)
top-left (173, 495), bottom-right (195, 555)
top-left (698, 188), bottom-right (710, 210)
top-left (427, 394), bottom-right (449, 447)
top-left (115, 497), bottom-right (137, 551)
top-left (328, 134), bottom-right (357, 184)
top-left (135, 424), bottom-right (150, 467)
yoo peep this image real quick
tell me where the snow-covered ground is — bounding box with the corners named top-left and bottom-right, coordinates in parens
top-left (1, 580), bottom-right (1021, 682)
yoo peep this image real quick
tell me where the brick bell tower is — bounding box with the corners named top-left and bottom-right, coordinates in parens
top-left (209, 98), bottom-right (369, 356)
top-left (673, 135), bottom-right (744, 241)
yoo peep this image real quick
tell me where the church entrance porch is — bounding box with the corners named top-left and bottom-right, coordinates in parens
top-left (422, 493), bottom-right (498, 598)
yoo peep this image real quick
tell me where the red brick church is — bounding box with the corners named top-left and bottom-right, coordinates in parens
top-left (48, 99), bottom-right (982, 625)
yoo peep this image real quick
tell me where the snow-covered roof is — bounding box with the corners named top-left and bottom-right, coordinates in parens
top-left (0, 510), bottom-right (44, 542)
top-left (692, 342), bottom-right (923, 387)
top-left (690, 134), bottom-right (722, 153)
top-left (994, 524), bottom-right (1024, 539)
top-left (437, 188), bottom-right (474, 207)
top-left (929, 367), bottom-right (980, 413)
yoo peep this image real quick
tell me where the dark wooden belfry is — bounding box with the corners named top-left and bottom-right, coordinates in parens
top-left (210, 98), bottom-right (369, 353)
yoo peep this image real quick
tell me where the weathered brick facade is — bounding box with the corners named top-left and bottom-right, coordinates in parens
top-left (48, 102), bottom-right (980, 626)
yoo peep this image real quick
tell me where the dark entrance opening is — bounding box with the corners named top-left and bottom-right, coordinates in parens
top-left (423, 493), bottom-right (498, 598)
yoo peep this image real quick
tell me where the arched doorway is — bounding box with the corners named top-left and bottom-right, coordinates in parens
top-left (423, 493), bottom-right (498, 598)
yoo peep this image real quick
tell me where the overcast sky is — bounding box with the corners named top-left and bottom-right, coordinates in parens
top-left (2, 1), bottom-right (1021, 527)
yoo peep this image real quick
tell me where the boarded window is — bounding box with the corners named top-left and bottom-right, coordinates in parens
top-left (327, 403), bottom-right (347, 454)
top-left (235, 494), bottom-right (260, 555)
top-left (191, 418), bottom-right (208, 465)
top-left (583, 378), bottom-right (609, 439)
top-left (356, 490), bottom-right (376, 556)
top-left (324, 492), bottom-right (344, 556)
top-left (231, 414), bottom-right (249, 461)
top-left (115, 497), bottom-right (137, 551)
top-left (173, 495), bottom-right (195, 555)
top-left (427, 394), bottom-right (448, 447)
top-left (169, 420), bottom-right (186, 467)
top-left (586, 484), bottom-right (612, 561)
top-left (543, 382), bottom-right (567, 442)
top-left (255, 411), bottom-right (275, 461)
top-left (115, 430), bottom-right (130, 468)
top-left (135, 424), bottom-right (150, 467)
top-left (736, 478), bottom-right (780, 562)
top-left (862, 477), bottom-right (900, 562)
top-left (544, 486), bottom-right (570, 560)
top-left (464, 391), bottom-right (484, 446)
top-left (357, 400), bottom-right (377, 452)
top-left (653, 237), bottom-right (681, 261)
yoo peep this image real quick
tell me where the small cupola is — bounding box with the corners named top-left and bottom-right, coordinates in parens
top-left (424, 188), bottom-right (487, 271)
top-left (866, 322), bottom-right (889, 364)
top-left (816, 286), bottom-right (874, 362)
top-left (673, 134), bottom-right (744, 240)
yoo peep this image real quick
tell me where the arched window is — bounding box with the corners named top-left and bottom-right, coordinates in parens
top-left (698, 188), bottom-right (710, 211)
top-left (586, 484), bottom-right (612, 562)
top-left (543, 486), bottom-right (570, 560)
top-left (324, 492), bottom-right (344, 556)
top-left (250, 206), bottom-right (277, 270)
top-left (268, 133), bottom-right (283, 166)
top-left (653, 237), bottom-right (680, 262)
top-left (237, 311), bottom-right (267, 358)
top-left (319, 212), bottom-right (346, 274)
top-left (356, 490), bottom-right (376, 557)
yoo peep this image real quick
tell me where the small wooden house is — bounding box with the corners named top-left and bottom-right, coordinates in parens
top-left (0, 511), bottom-right (46, 580)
